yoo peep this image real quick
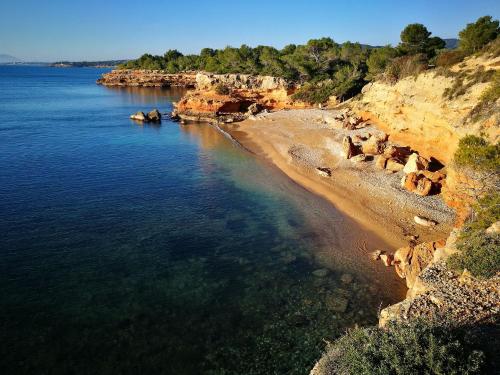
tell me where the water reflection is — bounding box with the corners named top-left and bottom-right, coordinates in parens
top-left (103, 85), bottom-right (188, 105)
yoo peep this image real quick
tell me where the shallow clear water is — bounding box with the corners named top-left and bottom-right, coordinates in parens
top-left (0, 66), bottom-right (403, 374)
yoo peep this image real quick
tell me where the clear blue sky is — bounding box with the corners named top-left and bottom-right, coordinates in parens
top-left (1, 0), bottom-right (498, 61)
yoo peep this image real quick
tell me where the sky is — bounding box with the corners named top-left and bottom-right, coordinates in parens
top-left (1, 0), bottom-right (499, 62)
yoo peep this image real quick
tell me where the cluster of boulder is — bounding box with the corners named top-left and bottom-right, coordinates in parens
top-left (341, 124), bottom-right (446, 197)
top-left (130, 109), bottom-right (162, 123)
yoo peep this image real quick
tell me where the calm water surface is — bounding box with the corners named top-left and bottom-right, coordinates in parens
top-left (0, 66), bottom-right (403, 374)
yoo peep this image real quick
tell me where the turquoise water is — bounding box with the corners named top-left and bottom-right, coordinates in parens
top-left (0, 66), bottom-right (403, 374)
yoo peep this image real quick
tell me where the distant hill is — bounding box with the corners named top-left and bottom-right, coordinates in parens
top-left (0, 54), bottom-right (21, 63)
top-left (444, 38), bottom-right (459, 49)
top-left (50, 60), bottom-right (129, 68)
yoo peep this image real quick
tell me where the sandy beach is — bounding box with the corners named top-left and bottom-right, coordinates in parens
top-left (223, 109), bottom-right (456, 251)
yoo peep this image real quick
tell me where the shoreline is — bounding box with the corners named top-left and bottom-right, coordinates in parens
top-left (221, 109), bottom-right (455, 254)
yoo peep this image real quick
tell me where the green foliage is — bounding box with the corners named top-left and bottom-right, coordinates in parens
top-left (318, 320), bottom-right (486, 375)
top-left (399, 23), bottom-right (445, 57)
top-left (214, 83), bottom-right (231, 95)
top-left (366, 45), bottom-right (399, 79)
top-left (383, 53), bottom-right (428, 83)
top-left (453, 135), bottom-right (499, 171)
top-left (459, 16), bottom-right (500, 54)
top-left (469, 70), bottom-right (500, 121)
top-left (448, 193), bottom-right (500, 278)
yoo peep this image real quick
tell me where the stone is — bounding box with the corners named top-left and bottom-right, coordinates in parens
top-left (403, 153), bottom-right (429, 174)
top-left (414, 176), bottom-right (433, 196)
top-left (420, 169), bottom-right (446, 183)
top-left (361, 136), bottom-right (384, 155)
top-left (375, 155), bottom-right (388, 169)
top-left (316, 167), bottom-right (332, 177)
top-left (458, 269), bottom-right (473, 285)
top-left (384, 145), bottom-right (412, 159)
top-left (246, 102), bottom-right (262, 115)
top-left (325, 294), bottom-right (349, 313)
top-left (350, 154), bottom-right (367, 163)
top-left (130, 111), bottom-right (147, 121)
top-left (380, 253), bottom-right (394, 266)
top-left (147, 109), bottom-right (162, 122)
top-left (312, 268), bottom-right (329, 277)
top-left (340, 273), bottom-right (354, 284)
top-left (385, 158), bottom-right (404, 172)
top-left (342, 136), bottom-right (358, 159)
top-left (485, 221), bottom-right (500, 235)
top-left (414, 215), bottom-right (437, 226)
top-left (370, 250), bottom-right (383, 260)
top-left (402, 172), bottom-right (419, 191)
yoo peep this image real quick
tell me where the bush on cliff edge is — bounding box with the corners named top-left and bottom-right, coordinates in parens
top-left (315, 320), bottom-right (487, 375)
top-left (448, 193), bottom-right (500, 278)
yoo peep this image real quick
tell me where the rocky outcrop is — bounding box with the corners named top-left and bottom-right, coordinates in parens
top-left (97, 69), bottom-right (197, 87)
top-left (130, 109), bottom-right (162, 122)
top-left (173, 72), bottom-right (311, 123)
top-left (352, 55), bottom-right (500, 164)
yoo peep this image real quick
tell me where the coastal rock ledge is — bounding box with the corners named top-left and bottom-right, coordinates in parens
top-left (97, 69), bottom-right (197, 88)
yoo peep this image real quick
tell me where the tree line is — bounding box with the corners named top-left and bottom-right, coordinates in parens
top-left (120, 16), bottom-right (499, 103)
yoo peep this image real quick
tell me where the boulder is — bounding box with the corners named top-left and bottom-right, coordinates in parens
top-left (316, 167), bottom-right (332, 177)
top-left (402, 172), bottom-right (419, 192)
top-left (375, 155), bottom-right (388, 169)
top-left (420, 170), bottom-right (446, 183)
top-left (325, 294), bottom-right (349, 313)
top-left (414, 176), bottom-right (433, 196)
top-left (414, 216), bottom-right (437, 226)
top-left (486, 221), bottom-right (500, 235)
top-left (342, 136), bottom-right (358, 159)
top-left (147, 109), bottom-right (162, 122)
top-left (384, 145), bottom-right (412, 159)
top-left (350, 154), bottom-right (367, 163)
top-left (385, 158), bottom-right (404, 172)
top-left (246, 102), bottom-right (262, 115)
top-left (361, 136), bottom-right (384, 155)
top-left (370, 250), bottom-right (383, 260)
top-left (312, 268), bottom-right (329, 277)
top-left (380, 253), bottom-right (394, 266)
top-left (403, 153), bottom-right (429, 174)
top-left (130, 111), bottom-right (147, 121)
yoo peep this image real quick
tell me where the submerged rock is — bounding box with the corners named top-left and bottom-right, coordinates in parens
top-left (325, 294), bottom-right (349, 313)
top-left (312, 268), bottom-right (329, 277)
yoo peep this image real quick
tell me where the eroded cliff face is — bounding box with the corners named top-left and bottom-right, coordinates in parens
top-left (96, 69), bottom-right (197, 87)
top-left (352, 55), bottom-right (500, 165)
top-left (174, 72), bottom-right (312, 122)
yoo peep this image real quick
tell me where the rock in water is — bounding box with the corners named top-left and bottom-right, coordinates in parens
top-left (312, 268), bottom-right (329, 277)
top-left (325, 294), bottom-right (349, 312)
top-left (403, 153), bottom-right (429, 174)
top-left (130, 111), bottom-right (147, 121)
top-left (147, 109), bottom-right (162, 122)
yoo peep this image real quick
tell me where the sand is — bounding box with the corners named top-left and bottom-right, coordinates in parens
top-left (222, 109), bottom-right (455, 251)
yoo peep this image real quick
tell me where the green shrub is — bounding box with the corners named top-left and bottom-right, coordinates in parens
top-left (292, 81), bottom-right (336, 104)
top-left (383, 53), bottom-right (428, 83)
top-left (214, 83), bottom-right (231, 95)
top-left (448, 193), bottom-right (500, 278)
top-left (469, 70), bottom-right (500, 121)
top-left (459, 16), bottom-right (499, 54)
top-left (435, 50), bottom-right (467, 67)
top-left (454, 135), bottom-right (500, 171)
top-left (317, 320), bottom-right (486, 375)
top-left (366, 46), bottom-right (399, 80)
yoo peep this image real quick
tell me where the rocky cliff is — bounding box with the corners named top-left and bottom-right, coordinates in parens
top-left (352, 54), bottom-right (499, 164)
top-left (97, 69), bottom-right (197, 87)
top-left (173, 72), bottom-right (312, 122)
